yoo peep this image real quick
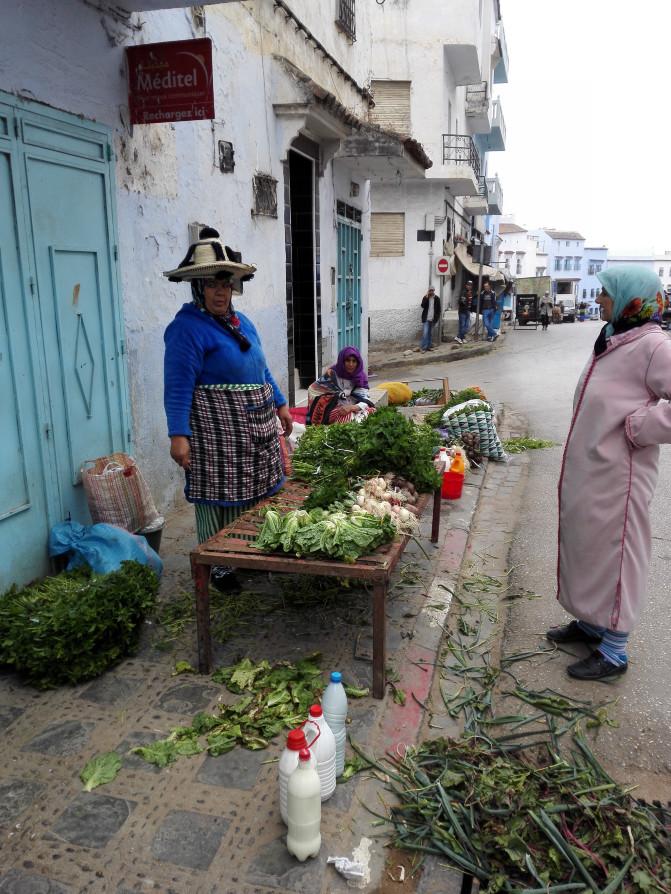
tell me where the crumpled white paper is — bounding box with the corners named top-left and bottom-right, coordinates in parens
top-left (327, 856), bottom-right (366, 881)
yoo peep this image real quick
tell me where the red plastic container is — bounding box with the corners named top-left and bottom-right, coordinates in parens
top-left (289, 406), bottom-right (308, 424)
top-left (441, 470), bottom-right (464, 500)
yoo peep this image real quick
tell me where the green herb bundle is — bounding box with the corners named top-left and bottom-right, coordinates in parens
top-left (292, 406), bottom-right (440, 507)
top-left (0, 562), bottom-right (158, 688)
top-left (255, 507), bottom-right (396, 563)
top-left (425, 387), bottom-right (490, 428)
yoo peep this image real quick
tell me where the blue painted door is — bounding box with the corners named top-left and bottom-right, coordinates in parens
top-left (337, 209), bottom-right (362, 350)
top-left (0, 95), bottom-right (130, 590)
top-left (0, 103), bottom-right (52, 587)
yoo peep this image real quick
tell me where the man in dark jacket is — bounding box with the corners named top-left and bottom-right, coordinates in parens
top-left (455, 280), bottom-right (473, 343)
top-left (420, 287), bottom-right (441, 352)
top-left (479, 281), bottom-right (498, 341)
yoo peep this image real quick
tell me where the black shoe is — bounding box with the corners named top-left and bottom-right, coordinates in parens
top-left (210, 565), bottom-right (241, 594)
top-left (546, 620), bottom-right (602, 645)
top-left (567, 651), bottom-right (628, 680)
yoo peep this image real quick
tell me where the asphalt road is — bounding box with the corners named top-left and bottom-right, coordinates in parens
top-left (376, 320), bottom-right (671, 799)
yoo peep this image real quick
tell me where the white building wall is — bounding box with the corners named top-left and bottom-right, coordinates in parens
top-left (2, 0), bottom-right (376, 513)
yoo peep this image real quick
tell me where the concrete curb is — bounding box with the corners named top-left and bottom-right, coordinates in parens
top-left (369, 333), bottom-right (506, 375)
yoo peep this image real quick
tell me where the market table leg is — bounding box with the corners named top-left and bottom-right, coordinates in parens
top-left (372, 580), bottom-right (387, 699)
top-left (431, 484), bottom-right (441, 543)
top-left (192, 560), bottom-right (213, 675)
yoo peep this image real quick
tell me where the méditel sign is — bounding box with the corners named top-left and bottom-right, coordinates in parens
top-left (126, 38), bottom-right (214, 125)
top-left (436, 256), bottom-right (451, 276)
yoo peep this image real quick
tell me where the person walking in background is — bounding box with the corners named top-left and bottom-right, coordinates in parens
top-left (163, 227), bottom-right (292, 593)
top-left (454, 280), bottom-right (473, 344)
top-left (548, 266), bottom-right (671, 680)
top-left (539, 292), bottom-right (552, 331)
top-left (479, 281), bottom-right (498, 341)
top-left (420, 286), bottom-right (441, 352)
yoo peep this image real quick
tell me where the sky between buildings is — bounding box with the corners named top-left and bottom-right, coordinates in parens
top-left (493, 0), bottom-right (670, 254)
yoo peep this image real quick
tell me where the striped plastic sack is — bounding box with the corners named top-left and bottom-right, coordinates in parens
top-left (81, 452), bottom-right (160, 533)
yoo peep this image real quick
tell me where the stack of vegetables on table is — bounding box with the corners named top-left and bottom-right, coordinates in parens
top-left (254, 407), bottom-right (440, 563)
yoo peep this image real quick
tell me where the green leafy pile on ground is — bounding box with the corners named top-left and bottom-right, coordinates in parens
top-left (502, 437), bottom-right (555, 454)
top-left (364, 735), bottom-right (670, 893)
top-left (356, 562), bottom-right (671, 892)
top-left (133, 654), bottom-right (325, 766)
top-left (255, 506), bottom-right (397, 563)
top-left (0, 562), bottom-right (158, 688)
top-left (291, 407), bottom-right (440, 508)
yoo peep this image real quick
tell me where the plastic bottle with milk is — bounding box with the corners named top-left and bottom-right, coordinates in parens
top-left (321, 671), bottom-right (348, 777)
top-left (286, 748), bottom-right (321, 861)
top-left (279, 728), bottom-right (316, 825)
top-left (305, 704), bottom-right (336, 801)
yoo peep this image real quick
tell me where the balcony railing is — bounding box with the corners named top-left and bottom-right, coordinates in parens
top-left (466, 81), bottom-right (489, 118)
top-left (442, 134), bottom-right (481, 181)
top-left (486, 175), bottom-right (503, 213)
top-left (335, 0), bottom-right (356, 41)
top-left (494, 21), bottom-right (509, 84)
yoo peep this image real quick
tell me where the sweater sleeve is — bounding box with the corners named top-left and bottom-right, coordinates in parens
top-left (625, 339), bottom-right (671, 448)
top-left (265, 365), bottom-right (286, 408)
top-left (164, 319), bottom-right (204, 437)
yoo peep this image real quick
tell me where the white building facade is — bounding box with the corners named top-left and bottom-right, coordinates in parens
top-left (1, 0), bottom-right (432, 588)
top-left (366, 0), bottom-right (509, 345)
top-left (496, 221), bottom-right (548, 278)
top-left (606, 252), bottom-right (671, 294)
top-left (580, 247), bottom-right (608, 312)
top-left (531, 229), bottom-right (585, 301)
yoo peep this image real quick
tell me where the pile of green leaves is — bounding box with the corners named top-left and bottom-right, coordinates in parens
top-left (0, 562), bottom-right (158, 688)
top-left (255, 506), bottom-right (396, 563)
top-left (292, 406), bottom-right (440, 507)
top-left (425, 387), bottom-right (490, 428)
top-left (133, 654), bottom-right (324, 765)
top-left (408, 387), bottom-right (444, 406)
top-left (502, 437), bottom-right (555, 454)
top-left (364, 736), bottom-right (670, 893)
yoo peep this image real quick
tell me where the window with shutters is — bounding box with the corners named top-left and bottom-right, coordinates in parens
top-left (369, 81), bottom-right (411, 136)
top-left (371, 212), bottom-right (405, 257)
top-left (335, 0), bottom-right (356, 41)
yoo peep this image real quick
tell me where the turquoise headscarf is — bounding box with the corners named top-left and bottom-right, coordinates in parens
top-left (596, 265), bottom-right (664, 337)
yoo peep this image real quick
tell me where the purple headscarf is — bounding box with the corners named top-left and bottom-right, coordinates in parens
top-left (333, 345), bottom-right (368, 389)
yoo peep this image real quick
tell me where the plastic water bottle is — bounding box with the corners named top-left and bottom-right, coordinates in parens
top-left (305, 705), bottom-right (336, 801)
top-left (286, 748), bottom-right (321, 861)
top-left (279, 728), bottom-right (316, 825)
top-left (321, 671), bottom-right (348, 777)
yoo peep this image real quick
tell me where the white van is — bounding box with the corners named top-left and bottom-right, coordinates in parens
top-left (559, 297), bottom-right (576, 322)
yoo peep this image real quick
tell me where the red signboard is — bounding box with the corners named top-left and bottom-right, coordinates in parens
top-left (126, 38), bottom-right (214, 125)
top-left (436, 257), bottom-right (450, 275)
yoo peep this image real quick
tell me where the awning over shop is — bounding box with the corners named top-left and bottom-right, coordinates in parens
top-left (455, 244), bottom-right (505, 282)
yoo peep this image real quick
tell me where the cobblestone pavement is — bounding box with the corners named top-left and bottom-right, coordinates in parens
top-left (0, 425), bottom-right (505, 893)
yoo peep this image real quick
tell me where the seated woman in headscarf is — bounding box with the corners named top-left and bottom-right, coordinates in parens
top-left (306, 346), bottom-right (375, 425)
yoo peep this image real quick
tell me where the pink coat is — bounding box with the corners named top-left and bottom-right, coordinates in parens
top-left (558, 324), bottom-right (671, 631)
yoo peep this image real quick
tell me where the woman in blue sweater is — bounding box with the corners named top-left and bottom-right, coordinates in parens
top-left (164, 228), bottom-right (292, 590)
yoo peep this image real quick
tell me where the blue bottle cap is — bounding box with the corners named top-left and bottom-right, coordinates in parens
top-left (330, 671), bottom-right (342, 683)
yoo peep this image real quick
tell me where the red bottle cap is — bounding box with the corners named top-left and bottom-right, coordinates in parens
top-left (309, 704), bottom-right (322, 717)
top-left (286, 729), bottom-right (308, 751)
top-left (298, 748), bottom-right (311, 762)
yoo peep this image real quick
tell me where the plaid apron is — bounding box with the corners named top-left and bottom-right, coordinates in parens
top-left (186, 383), bottom-right (284, 505)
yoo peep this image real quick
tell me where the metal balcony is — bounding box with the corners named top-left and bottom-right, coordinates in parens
top-left (493, 21), bottom-right (510, 84)
top-left (481, 99), bottom-right (506, 152)
top-left (427, 134), bottom-right (480, 195)
top-left (465, 81), bottom-right (490, 133)
top-left (463, 177), bottom-right (489, 216)
top-left (485, 175), bottom-right (503, 215)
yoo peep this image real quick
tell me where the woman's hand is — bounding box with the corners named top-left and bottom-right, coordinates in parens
top-left (277, 404), bottom-right (293, 437)
top-left (170, 435), bottom-right (191, 470)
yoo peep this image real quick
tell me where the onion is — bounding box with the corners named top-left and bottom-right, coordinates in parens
top-left (398, 507), bottom-right (410, 522)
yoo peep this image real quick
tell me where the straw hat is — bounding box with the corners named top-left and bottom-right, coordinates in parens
top-left (163, 227), bottom-right (256, 293)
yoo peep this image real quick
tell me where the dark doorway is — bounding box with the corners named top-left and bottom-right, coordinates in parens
top-left (289, 149), bottom-right (316, 390)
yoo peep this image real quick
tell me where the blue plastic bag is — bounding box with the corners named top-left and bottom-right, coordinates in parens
top-left (49, 521), bottom-right (163, 577)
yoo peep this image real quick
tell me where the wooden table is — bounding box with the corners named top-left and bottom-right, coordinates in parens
top-left (190, 479), bottom-right (442, 698)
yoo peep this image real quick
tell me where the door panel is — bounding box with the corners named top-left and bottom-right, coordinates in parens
top-left (25, 154), bottom-right (124, 522)
top-left (0, 145), bottom-right (51, 587)
top-left (337, 217), bottom-right (362, 350)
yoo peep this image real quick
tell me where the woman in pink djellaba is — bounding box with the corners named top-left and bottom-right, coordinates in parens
top-left (548, 265), bottom-right (671, 680)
